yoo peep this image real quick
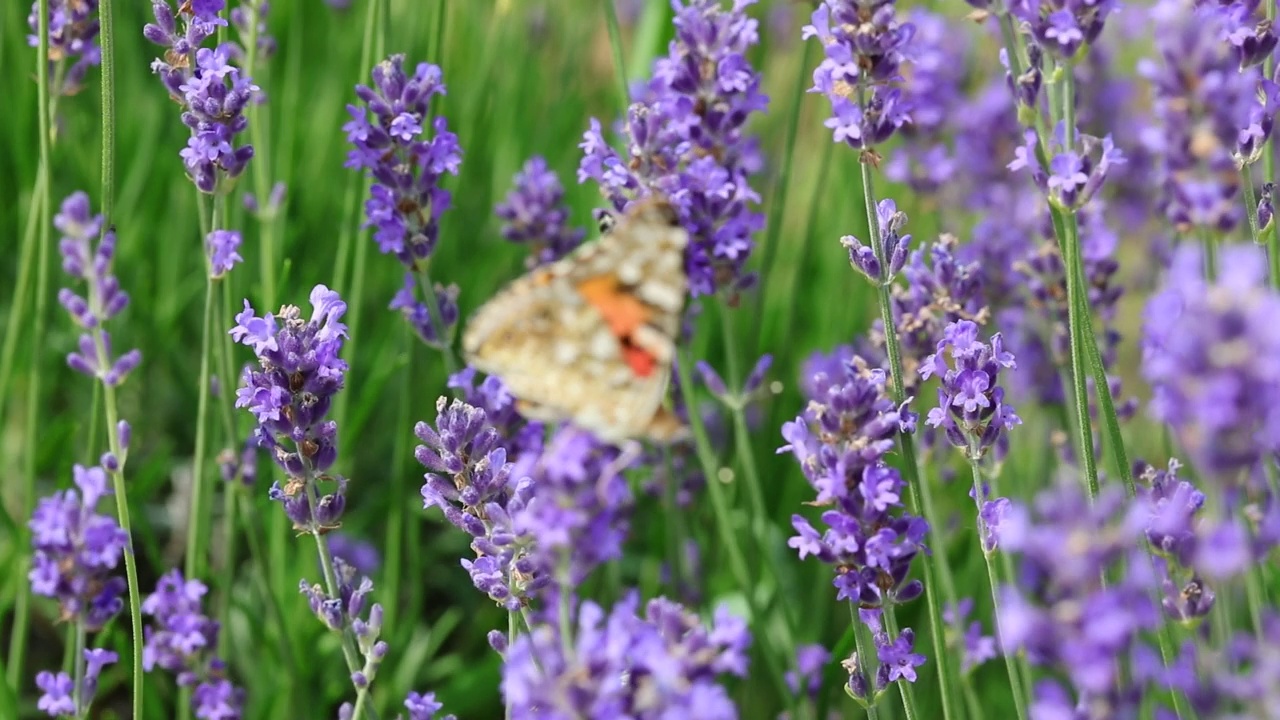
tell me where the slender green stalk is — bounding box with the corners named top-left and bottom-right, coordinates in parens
top-left (331, 0), bottom-right (384, 441)
top-left (99, 0), bottom-right (115, 222)
top-left (1264, 0), bottom-right (1280, 287)
top-left (881, 609), bottom-right (919, 720)
top-left (97, 378), bottom-right (145, 719)
top-left (505, 608), bottom-right (517, 720)
top-left (674, 348), bottom-right (792, 700)
top-left (213, 280), bottom-right (242, 648)
top-left (1242, 166), bottom-right (1263, 248)
top-left (382, 326), bottom-right (414, 632)
top-left (242, 0), bottom-right (278, 309)
top-left (967, 456), bottom-right (1028, 720)
top-left (414, 271), bottom-right (459, 376)
top-left (235, 490), bottom-right (301, 685)
top-left (8, 0), bottom-right (54, 690)
top-left (850, 605), bottom-right (881, 720)
top-left (857, 159), bottom-right (957, 720)
top-left (187, 202), bottom-right (218, 581)
top-left (602, 0), bottom-right (630, 110)
top-left (305, 472), bottom-right (379, 720)
top-left (71, 623), bottom-right (85, 714)
top-left (753, 41), bottom-right (816, 345)
top-left (0, 168), bottom-right (46, 424)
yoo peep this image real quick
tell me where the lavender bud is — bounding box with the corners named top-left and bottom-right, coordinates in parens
top-left (743, 355), bottom-right (773, 395)
top-left (695, 361), bottom-right (728, 397)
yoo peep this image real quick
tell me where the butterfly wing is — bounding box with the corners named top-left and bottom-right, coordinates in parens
top-left (463, 198), bottom-right (688, 443)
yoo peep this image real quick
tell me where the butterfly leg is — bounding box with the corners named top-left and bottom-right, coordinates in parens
top-left (596, 439), bottom-right (642, 503)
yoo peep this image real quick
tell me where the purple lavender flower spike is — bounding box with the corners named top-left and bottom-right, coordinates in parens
top-left (141, 570), bottom-right (244, 719)
top-left (999, 480), bottom-right (1158, 717)
top-left (29, 464), bottom-right (128, 632)
top-left (803, 0), bottom-right (915, 154)
top-left (145, 4), bottom-right (257, 192)
top-left (403, 691), bottom-right (455, 720)
top-left (920, 320), bottom-right (1021, 460)
top-left (502, 593), bottom-right (749, 718)
top-left (786, 644), bottom-right (830, 698)
top-left (782, 356), bottom-right (927, 609)
top-left (1008, 123), bottom-right (1125, 210)
top-left (842, 199), bottom-right (912, 285)
top-left (1142, 245), bottom-right (1280, 481)
top-left (345, 55), bottom-right (462, 270)
top-left (28, 0), bottom-right (102, 95)
top-left (578, 0), bottom-right (767, 297)
top-left (231, 286), bottom-right (350, 531)
top-left (496, 156), bottom-right (586, 267)
top-left (56, 192), bottom-right (142, 387)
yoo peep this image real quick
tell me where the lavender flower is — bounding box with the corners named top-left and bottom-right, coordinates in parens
top-left (1142, 245), bottom-right (1280, 480)
top-left (417, 397), bottom-right (632, 607)
top-left (1140, 0), bottom-right (1257, 233)
top-left (1007, 123), bottom-right (1125, 210)
top-left (301, 560), bottom-right (390, 695)
top-left (1151, 614), bottom-right (1280, 716)
top-left (920, 320), bottom-right (1021, 459)
top-left (145, 1), bottom-right (257, 192)
top-left (28, 465), bottom-right (128, 631)
top-left (35, 649), bottom-right (117, 719)
top-left (855, 608), bottom-right (925, 696)
top-left (328, 533), bottom-right (382, 579)
top-left (998, 480), bottom-right (1158, 718)
top-left (803, 0), bottom-right (915, 151)
top-left (501, 593), bottom-right (749, 718)
top-left (230, 285), bottom-right (350, 531)
top-left (345, 55), bottom-right (462, 268)
top-left (228, 0), bottom-right (276, 64)
top-left (28, 0), bottom-right (101, 96)
top-left (578, 0), bottom-right (767, 296)
top-left (56, 192), bottom-right (142, 386)
top-left (399, 691), bottom-right (454, 720)
top-left (206, 229), bottom-right (243, 278)
top-left (781, 356), bottom-right (926, 608)
top-left (786, 644), bottom-right (830, 698)
top-left (1134, 459), bottom-right (1217, 622)
top-left (142, 570), bottom-right (244, 720)
top-left (1011, 0), bottom-right (1117, 58)
top-left (496, 156), bottom-right (585, 267)
top-left (218, 434), bottom-right (260, 487)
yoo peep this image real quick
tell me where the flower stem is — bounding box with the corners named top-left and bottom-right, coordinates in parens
top-left (72, 622), bottom-right (85, 716)
top-left (310, 515), bottom-right (378, 720)
top-left (0, 171), bottom-right (45, 430)
top-left (858, 158), bottom-right (958, 720)
top-left (1242, 165), bottom-right (1264, 248)
top-left (242, 0), bottom-right (277, 309)
top-left (675, 348), bottom-right (792, 700)
top-left (602, 0), bottom-right (630, 111)
top-left (849, 605), bottom-right (880, 720)
top-left (415, 270), bottom-right (459, 376)
top-left (187, 199), bottom-right (217, 581)
top-left (966, 456), bottom-right (1028, 720)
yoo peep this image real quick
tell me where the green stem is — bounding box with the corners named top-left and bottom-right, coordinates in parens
top-left (752, 40), bottom-right (815, 346)
top-left (602, 0), bottom-right (630, 111)
top-left (72, 623), bottom-right (85, 715)
top-left (9, 0), bottom-right (55, 691)
top-left (309, 506), bottom-right (378, 720)
top-left (675, 348), bottom-right (791, 700)
top-left (0, 172), bottom-right (44, 427)
top-left (99, 0), bottom-right (116, 220)
top-left (98, 385), bottom-right (145, 720)
top-left (1048, 207), bottom-right (1099, 500)
top-left (331, 0), bottom-right (384, 444)
top-left (242, 0), bottom-right (278, 309)
top-left (383, 326), bottom-right (414, 632)
top-left (850, 605), bottom-right (880, 720)
top-left (1242, 165), bottom-right (1263, 248)
top-left (187, 211), bottom-right (217, 581)
top-left (967, 456), bottom-right (1028, 720)
top-left (858, 157), bottom-right (957, 720)
top-left (213, 280), bottom-right (241, 649)
top-left (235, 490), bottom-right (301, 685)
top-left (414, 270), bottom-right (459, 376)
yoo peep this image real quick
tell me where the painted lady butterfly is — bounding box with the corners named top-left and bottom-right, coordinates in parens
top-left (462, 197), bottom-right (689, 444)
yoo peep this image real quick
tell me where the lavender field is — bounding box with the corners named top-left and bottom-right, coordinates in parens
top-left (4, 0), bottom-right (1280, 718)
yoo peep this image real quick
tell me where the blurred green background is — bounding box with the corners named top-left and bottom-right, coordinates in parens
top-left (0, 0), bottom-right (1164, 718)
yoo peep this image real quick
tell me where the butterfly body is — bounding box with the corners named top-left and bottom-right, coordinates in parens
top-left (463, 198), bottom-right (689, 444)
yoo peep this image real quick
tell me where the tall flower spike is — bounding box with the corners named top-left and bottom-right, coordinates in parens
top-left (345, 54), bottom-right (462, 269)
top-left (578, 0), bottom-right (767, 296)
top-left (998, 480), bottom-right (1159, 720)
top-left (230, 285), bottom-right (350, 531)
top-left (144, 1), bottom-right (257, 192)
top-left (56, 192), bottom-right (142, 386)
top-left (496, 156), bottom-right (585, 267)
top-left (1142, 246), bottom-right (1280, 481)
top-left (803, 0), bottom-right (915, 151)
top-left (141, 570), bottom-right (244, 720)
top-left (28, 0), bottom-right (102, 96)
top-left (782, 356), bottom-right (927, 608)
top-left (501, 593), bottom-right (750, 719)
top-left (36, 649), bottom-right (118, 719)
top-left (28, 465), bottom-right (128, 631)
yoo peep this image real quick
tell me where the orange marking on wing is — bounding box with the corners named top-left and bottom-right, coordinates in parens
top-left (576, 275), bottom-right (658, 378)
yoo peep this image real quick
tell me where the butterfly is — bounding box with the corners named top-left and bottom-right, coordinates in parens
top-left (463, 197), bottom-right (689, 445)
